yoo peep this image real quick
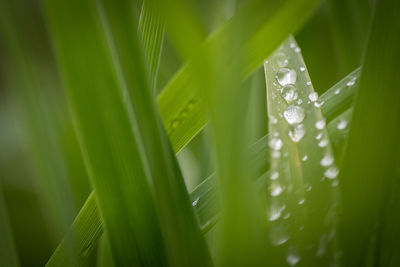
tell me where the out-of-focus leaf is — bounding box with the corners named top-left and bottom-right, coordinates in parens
top-left (338, 0), bottom-right (400, 265)
top-left (138, 0), bottom-right (165, 94)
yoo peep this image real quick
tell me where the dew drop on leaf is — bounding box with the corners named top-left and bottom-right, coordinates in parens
top-left (269, 137), bottom-right (283, 151)
top-left (270, 225), bottom-right (290, 246)
top-left (270, 183), bottom-right (283, 197)
top-left (192, 197), bottom-right (199, 207)
top-left (337, 119), bottom-right (348, 130)
top-left (288, 124), bottom-right (306, 142)
top-left (275, 52), bottom-right (289, 67)
top-left (276, 68), bottom-right (297, 86)
top-left (308, 92), bottom-right (318, 102)
top-left (283, 105), bottom-right (305, 125)
top-left (325, 167), bottom-right (339, 179)
top-left (268, 202), bottom-right (286, 221)
top-left (270, 171), bottom-right (279, 180)
top-left (281, 84), bottom-right (298, 103)
top-left (318, 139), bottom-right (329, 147)
top-left (320, 154), bottom-right (334, 167)
top-left (315, 119), bottom-right (326, 130)
top-left (286, 247), bottom-right (300, 266)
top-left (346, 79), bottom-right (356, 87)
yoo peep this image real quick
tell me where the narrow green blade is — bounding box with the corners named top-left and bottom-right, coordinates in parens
top-left (338, 0), bottom-right (400, 265)
top-left (138, 0), bottom-right (165, 94)
top-left (264, 36), bottom-right (339, 265)
top-left (96, 0), bottom-right (212, 265)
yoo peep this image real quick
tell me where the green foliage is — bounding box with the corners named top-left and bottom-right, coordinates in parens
top-left (0, 0), bottom-right (399, 266)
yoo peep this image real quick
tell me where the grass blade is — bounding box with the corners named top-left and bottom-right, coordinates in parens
top-left (96, 0), bottom-right (212, 265)
top-left (338, 0), bottom-right (400, 265)
top-left (264, 36), bottom-right (339, 265)
top-left (138, 0), bottom-right (165, 94)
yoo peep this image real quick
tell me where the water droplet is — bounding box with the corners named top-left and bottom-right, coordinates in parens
top-left (306, 81), bottom-right (312, 86)
top-left (332, 180), bottom-right (339, 187)
top-left (302, 155), bottom-right (308, 161)
top-left (315, 119), bottom-right (326, 130)
top-left (297, 99), bottom-right (303, 105)
top-left (320, 154), bottom-right (334, 167)
top-left (318, 139), bottom-right (328, 147)
top-left (298, 198), bottom-right (305, 205)
top-left (334, 89), bottom-right (341, 95)
top-left (283, 105), bottom-right (305, 125)
top-left (300, 67), bottom-right (306, 72)
top-left (286, 247), bottom-right (300, 266)
top-left (337, 119), bottom-right (348, 130)
top-left (276, 68), bottom-right (297, 86)
top-left (314, 100), bottom-right (325, 108)
top-left (269, 115), bottom-right (278, 124)
top-left (270, 171), bottom-right (279, 180)
top-left (316, 234), bottom-right (327, 257)
top-left (346, 79), bottom-right (356, 87)
top-left (272, 151), bottom-right (281, 159)
top-left (269, 137), bottom-right (283, 151)
top-left (286, 251), bottom-right (301, 266)
top-left (270, 225), bottom-right (290, 246)
top-left (281, 84), bottom-right (298, 103)
top-left (192, 197), bottom-right (199, 206)
top-left (270, 183), bottom-right (283, 197)
top-left (316, 133), bottom-right (323, 140)
top-left (305, 184), bottom-right (312, 192)
top-left (288, 124), bottom-right (306, 142)
top-left (308, 92), bottom-right (318, 102)
top-left (290, 42), bottom-right (296, 48)
top-left (325, 167), bottom-right (339, 179)
top-left (275, 52), bottom-right (289, 67)
top-left (294, 47), bottom-right (301, 53)
top-left (268, 202), bottom-right (286, 221)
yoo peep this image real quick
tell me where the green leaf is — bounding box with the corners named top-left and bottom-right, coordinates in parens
top-left (338, 0), bottom-right (400, 265)
top-left (138, 0), bottom-right (165, 94)
top-left (46, 192), bottom-right (102, 266)
top-left (263, 36), bottom-right (340, 265)
top-left (96, 1), bottom-right (212, 265)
